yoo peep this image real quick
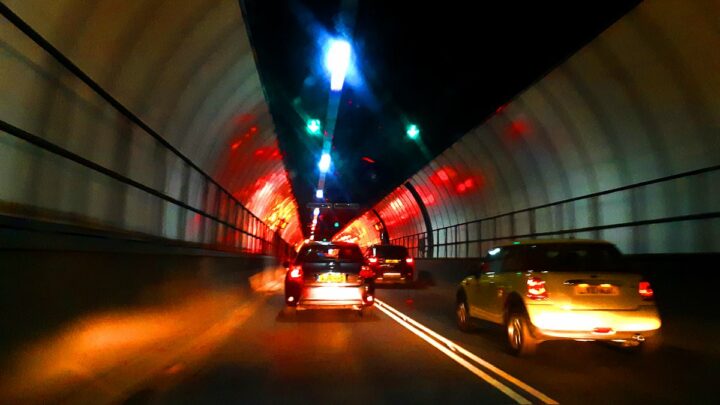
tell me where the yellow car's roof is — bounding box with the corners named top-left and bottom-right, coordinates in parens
top-left (493, 238), bottom-right (613, 248)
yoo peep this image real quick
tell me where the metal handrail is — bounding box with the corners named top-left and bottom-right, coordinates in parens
top-left (391, 163), bottom-right (720, 257)
top-left (0, 3), bottom-right (264, 223)
top-left (0, 3), bottom-right (290, 254)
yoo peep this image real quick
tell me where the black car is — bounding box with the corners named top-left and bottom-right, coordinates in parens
top-left (284, 241), bottom-right (375, 316)
top-left (365, 244), bottom-right (415, 284)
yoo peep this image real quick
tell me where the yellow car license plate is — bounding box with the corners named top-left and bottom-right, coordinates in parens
top-left (575, 285), bottom-right (618, 295)
top-left (385, 259), bottom-right (400, 263)
top-left (318, 272), bottom-right (346, 283)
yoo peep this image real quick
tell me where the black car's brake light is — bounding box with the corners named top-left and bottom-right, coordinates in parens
top-left (359, 265), bottom-right (375, 279)
top-left (289, 265), bottom-right (303, 280)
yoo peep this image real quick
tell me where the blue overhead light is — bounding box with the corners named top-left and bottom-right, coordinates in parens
top-left (326, 39), bottom-right (351, 91)
top-left (318, 152), bottom-right (332, 173)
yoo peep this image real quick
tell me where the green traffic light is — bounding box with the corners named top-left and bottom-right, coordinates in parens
top-left (306, 119), bottom-right (322, 135)
top-left (334, 222), bottom-right (340, 228)
top-left (406, 124), bottom-right (420, 139)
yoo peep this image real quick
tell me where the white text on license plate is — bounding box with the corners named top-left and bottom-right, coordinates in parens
top-left (576, 285), bottom-right (618, 295)
top-left (318, 272), bottom-right (346, 283)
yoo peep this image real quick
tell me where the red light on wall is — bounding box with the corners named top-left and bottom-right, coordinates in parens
top-left (456, 183), bottom-right (467, 193)
top-left (432, 167), bottom-right (457, 184)
top-left (507, 119), bottom-right (530, 138)
top-left (464, 178), bottom-right (474, 188)
top-left (231, 141), bottom-right (241, 150)
top-left (361, 156), bottom-right (375, 163)
top-left (421, 194), bottom-right (435, 205)
top-left (253, 147), bottom-right (282, 159)
top-left (389, 198), bottom-right (405, 211)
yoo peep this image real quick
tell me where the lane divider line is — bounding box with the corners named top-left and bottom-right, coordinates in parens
top-left (376, 299), bottom-right (558, 405)
top-left (375, 302), bottom-right (531, 404)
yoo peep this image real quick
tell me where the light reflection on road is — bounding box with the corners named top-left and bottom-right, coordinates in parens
top-left (0, 288), bottom-right (264, 404)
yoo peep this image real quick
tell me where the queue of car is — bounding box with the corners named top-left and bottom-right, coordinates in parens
top-left (283, 238), bottom-right (662, 356)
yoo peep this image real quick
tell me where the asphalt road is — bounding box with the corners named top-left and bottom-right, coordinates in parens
top-left (1, 258), bottom-right (718, 404)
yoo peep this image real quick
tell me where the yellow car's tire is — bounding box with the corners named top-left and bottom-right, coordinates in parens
top-left (456, 300), bottom-right (474, 332)
top-left (506, 312), bottom-right (538, 357)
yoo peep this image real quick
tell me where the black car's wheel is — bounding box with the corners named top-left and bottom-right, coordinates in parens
top-left (282, 306), bottom-right (297, 318)
top-left (506, 311), bottom-right (538, 356)
top-left (456, 300), bottom-right (474, 332)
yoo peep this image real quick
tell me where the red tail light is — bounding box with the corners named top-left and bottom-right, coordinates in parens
top-left (368, 257), bottom-right (378, 264)
top-left (406, 257), bottom-right (414, 264)
top-left (359, 265), bottom-right (375, 279)
top-left (289, 265), bottom-right (303, 280)
top-left (526, 277), bottom-right (547, 300)
top-left (638, 281), bottom-right (654, 300)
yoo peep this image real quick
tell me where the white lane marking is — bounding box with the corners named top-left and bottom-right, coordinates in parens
top-left (377, 299), bottom-right (558, 405)
top-left (375, 302), bottom-right (531, 404)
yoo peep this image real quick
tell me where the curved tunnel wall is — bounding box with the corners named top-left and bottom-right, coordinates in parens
top-left (0, 0), bottom-right (303, 252)
top-left (342, 0), bottom-right (720, 256)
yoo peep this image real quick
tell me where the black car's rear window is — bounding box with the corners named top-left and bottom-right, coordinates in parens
top-left (525, 244), bottom-right (622, 271)
top-left (297, 244), bottom-right (363, 262)
top-left (372, 245), bottom-right (408, 259)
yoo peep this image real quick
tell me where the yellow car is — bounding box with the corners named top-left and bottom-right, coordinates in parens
top-left (456, 239), bottom-right (661, 356)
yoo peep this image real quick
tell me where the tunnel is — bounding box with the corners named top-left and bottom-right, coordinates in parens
top-left (1, 0), bottom-right (719, 404)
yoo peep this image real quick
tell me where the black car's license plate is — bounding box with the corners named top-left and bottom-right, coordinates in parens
top-left (318, 272), bottom-right (346, 283)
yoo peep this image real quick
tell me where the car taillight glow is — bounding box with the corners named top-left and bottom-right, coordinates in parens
top-left (359, 265), bottom-right (375, 279)
top-left (406, 257), bottom-right (414, 264)
top-left (638, 281), bottom-right (654, 300)
top-left (289, 265), bottom-right (303, 279)
top-left (527, 277), bottom-right (548, 300)
top-left (368, 257), bottom-right (378, 264)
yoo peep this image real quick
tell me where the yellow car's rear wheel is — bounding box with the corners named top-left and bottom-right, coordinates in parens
top-left (456, 301), bottom-right (474, 332)
top-left (506, 312), bottom-right (538, 356)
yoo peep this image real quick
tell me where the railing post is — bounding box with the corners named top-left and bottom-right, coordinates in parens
top-left (510, 212), bottom-right (515, 239)
top-left (493, 217), bottom-right (497, 244)
top-left (529, 208), bottom-right (536, 238)
top-left (591, 195), bottom-right (601, 240)
top-left (478, 220), bottom-right (483, 256)
top-left (465, 223), bottom-right (470, 258)
top-left (404, 182), bottom-right (434, 258)
top-left (453, 225), bottom-right (460, 257)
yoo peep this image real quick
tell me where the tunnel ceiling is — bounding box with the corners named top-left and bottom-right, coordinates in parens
top-left (241, 0), bottom-right (640, 237)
